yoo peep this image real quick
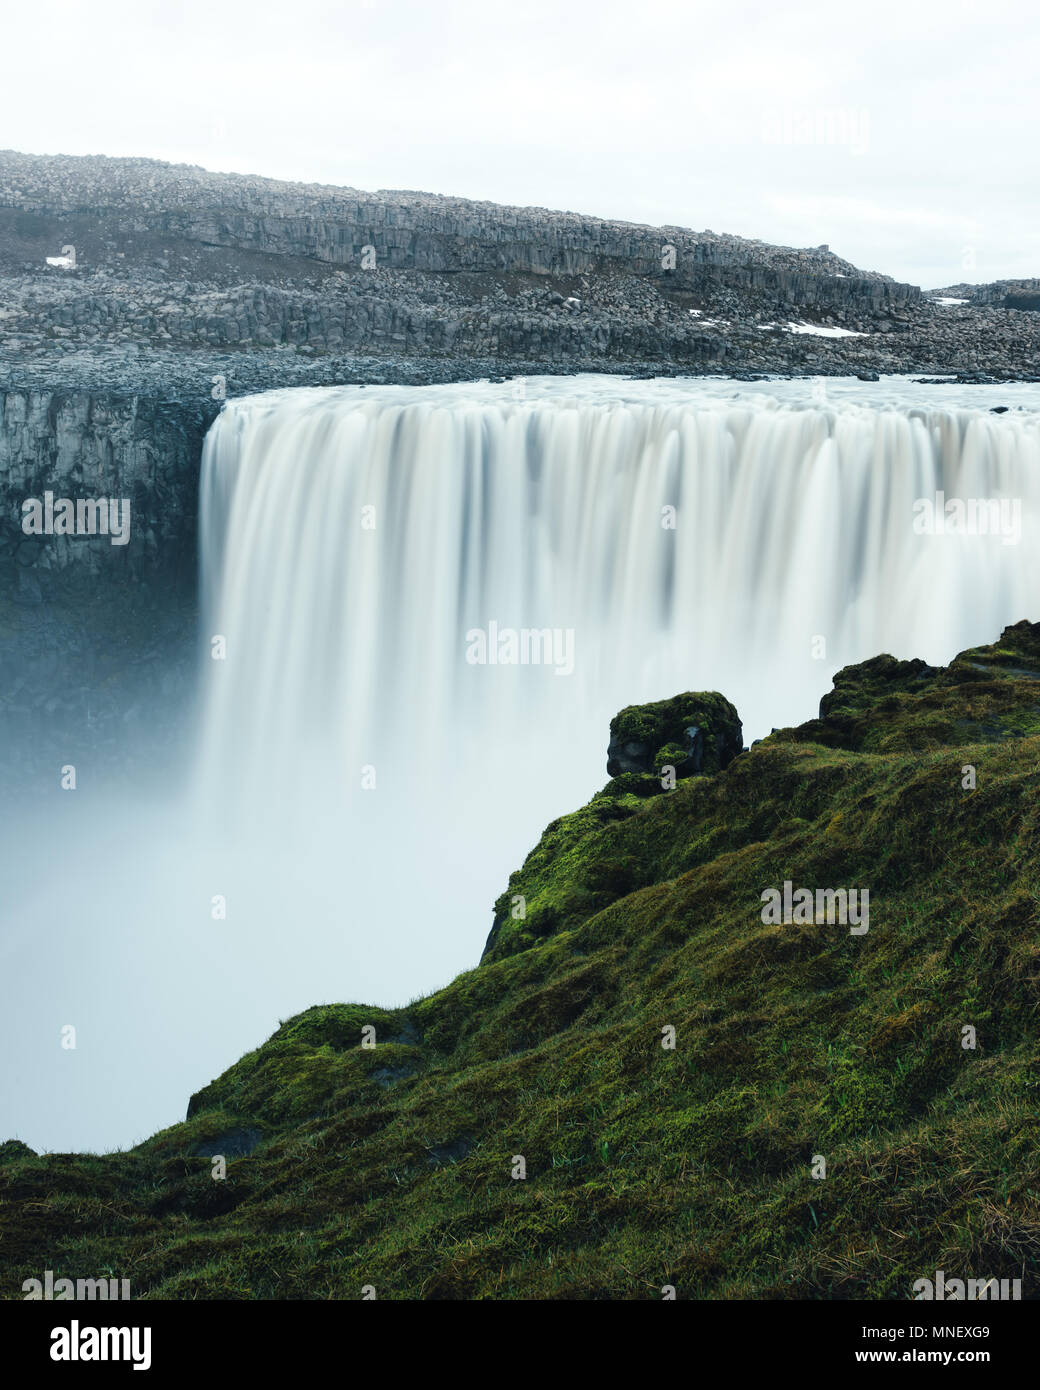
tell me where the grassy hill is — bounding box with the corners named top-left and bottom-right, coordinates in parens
top-left (4, 622), bottom-right (1040, 1300)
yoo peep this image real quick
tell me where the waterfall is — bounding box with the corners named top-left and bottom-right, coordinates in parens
top-left (197, 375), bottom-right (1040, 831)
top-left (179, 371), bottom-right (1040, 1064)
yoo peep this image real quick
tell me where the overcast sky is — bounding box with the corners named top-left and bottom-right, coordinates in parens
top-left (2, 0), bottom-right (1037, 289)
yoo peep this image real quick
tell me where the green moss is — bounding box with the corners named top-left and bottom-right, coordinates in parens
top-left (607, 691), bottom-right (743, 778)
top-left (610, 690), bottom-right (738, 748)
top-left (653, 742), bottom-right (687, 774)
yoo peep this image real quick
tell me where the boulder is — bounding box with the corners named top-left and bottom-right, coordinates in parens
top-left (606, 691), bottom-right (743, 779)
top-left (0, 1139), bottom-right (37, 1163)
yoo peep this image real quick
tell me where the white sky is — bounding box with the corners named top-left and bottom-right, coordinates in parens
top-left (2, 0), bottom-right (1037, 290)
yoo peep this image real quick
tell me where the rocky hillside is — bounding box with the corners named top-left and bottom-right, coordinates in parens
top-left (0, 151), bottom-right (921, 388)
top-left (934, 279), bottom-right (1040, 311)
top-left (0, 150), bottom-right (905, 290)
top-left (3, 621), bottom-right (1040, 1299)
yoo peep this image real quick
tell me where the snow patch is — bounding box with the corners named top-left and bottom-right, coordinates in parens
top-left (688, 309), bottom-right (726, 328)
top-left (785, 321), bottom-right (867, 339)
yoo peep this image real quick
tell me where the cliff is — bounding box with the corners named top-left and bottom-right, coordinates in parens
top-left (0, 387), bottom-right (214, 587)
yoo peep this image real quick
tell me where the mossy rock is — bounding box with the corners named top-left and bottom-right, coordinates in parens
top-left (777, 621), bottom-right (1040, 753)
top-left (606, 691), bottom-right (743, 778)
top-left (0, 1139), bottom-right (36, 1164)
top-left (818, 654), bottom-right (938, 720)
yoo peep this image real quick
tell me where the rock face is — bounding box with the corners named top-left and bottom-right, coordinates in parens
top-left (0, 387), bottom-right (214, 583)
top-left (606, 692), bottom-right (744, 779)
top-left (934, 278), bottom-right (1040, 311)
top-left (0, 150), bottom-right (914, 304)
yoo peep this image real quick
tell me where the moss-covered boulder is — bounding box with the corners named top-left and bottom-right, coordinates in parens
top-left (0, 1139), bottom-right (36, 1164)
top-left (778, 620), bottom-right (1040, 754)
top-left (818, 654), bottom-right (938, 720)
top-left (606, 691), bottom-right (743, 779)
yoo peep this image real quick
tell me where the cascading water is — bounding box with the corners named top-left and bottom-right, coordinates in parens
top-left (197, 374), bottom-right (1040, 826)
top-left (189, 371), bottom-right (1040, 1038)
